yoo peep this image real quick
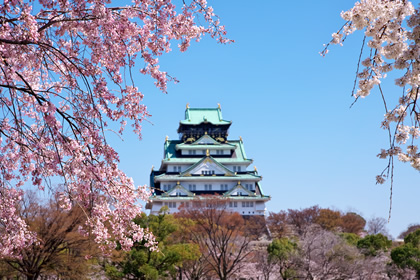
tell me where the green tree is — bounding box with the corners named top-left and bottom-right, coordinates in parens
top-left (391, 229), bottom-right (420, 278)
top-left (105, 211), bottom-right (200, 280)
top-left (340, 232), bottom-right (361, 247)
top-left (357, 234), bottom-right (392, 256)
top-left (267, 238), bottom-right (298, 280)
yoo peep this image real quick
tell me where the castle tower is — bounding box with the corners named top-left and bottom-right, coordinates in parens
top-left (146, 106), bottom-right (270, 215)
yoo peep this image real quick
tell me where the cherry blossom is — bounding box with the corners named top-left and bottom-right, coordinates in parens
top-left (322, 1), bottom-right (420, 192)
top-left (0, 0), bottom-right (230, 258)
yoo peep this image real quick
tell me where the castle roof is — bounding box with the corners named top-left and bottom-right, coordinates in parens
top-left (179, 107), bottom-right (231, 126)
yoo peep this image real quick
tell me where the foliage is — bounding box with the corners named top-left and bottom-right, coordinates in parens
top-left (105, 212), bottom-right (199, 280)
top-left (340, 212), bottom-right (366, 234)
top-left (244, 215), bottom-right (270, 240)
top-left (286, 205), bottom-right (320, 236)
top-left (399, 224), bottom-right (420, 239)
top-left (340, 232), bottom-right (361, 247)
top-left (357, 234), bottom-right (392, 256)
top-left (0, 192), bottom-right (97, 280)
top-left (0, 0), bottom-right (230, 257)
top-left (267, 238), bottom-right (298, 280)
top-left (267, 211), bottom-right (290, 239)
top-left (314, 208), bottom-right (342, 231)
top-left (391, 229), bottom-right (420, 277)
top-left (176, 197), bottom-right (252, 280)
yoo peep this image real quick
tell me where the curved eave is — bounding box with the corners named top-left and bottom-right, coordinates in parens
top-left (175, 144), bottom-right (236, 151)
top-left (154, 174), bottom-right (262, 182)
top-left (161, 158), bottom-right (254, 164)
top-left (148, 195), bottom-right (270, 201)
top-left (179, 120), bottom-right (232, 126)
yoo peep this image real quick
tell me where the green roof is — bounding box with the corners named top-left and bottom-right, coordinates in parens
top-left (164, 140), bottom-right (250, 163)
top-left (180, 108), bottom-right (231, 125)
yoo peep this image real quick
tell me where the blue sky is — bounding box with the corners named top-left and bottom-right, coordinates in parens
top-left (106, 0), bottom-right (420, 238)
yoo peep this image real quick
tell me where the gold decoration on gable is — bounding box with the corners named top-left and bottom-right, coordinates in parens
top-left (186, 137), bottom-right (196, 143)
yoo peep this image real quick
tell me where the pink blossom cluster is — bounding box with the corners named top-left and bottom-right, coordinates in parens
top-left (0, 0), bottom-right (229, 258)
top-left (323, 0), bottom-right (420, 182)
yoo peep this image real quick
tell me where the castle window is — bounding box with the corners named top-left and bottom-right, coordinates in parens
top-left (164, 202), bottom-right (176, 208)
top-left (204, 184), bottom-right (212, 191)
top-left (188, 184), bottom-right (196, 191)
top-left (241, 201), bottom-right (254, 208)
top-left (229, 201), bottom-right (238, 207)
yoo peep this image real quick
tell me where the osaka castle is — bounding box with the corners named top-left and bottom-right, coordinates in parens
top-left (146, 105), bottom-right (270, 216)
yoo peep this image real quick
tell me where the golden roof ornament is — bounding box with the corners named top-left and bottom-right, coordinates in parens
top-left (177, 181), bottom-right (180, 185)
top-left (238, 181), bottom-right (241, 185)
top-left (254, 166), bottom-right (258, 172)
top-left (186, 103), bottom-right (189, 109)
top-left (151, 165), bottom-right (154, 172)
top-left (165, 135), bottom-right (169, 142)
top-left (239, 136), bottom-right (243, 142)
top-left (206, 149), bottom-right (210, 157)
top-left (218, 103), bottom-right (221, 109)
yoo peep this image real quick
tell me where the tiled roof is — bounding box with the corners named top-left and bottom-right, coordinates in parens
top-left (164, 140), bottom-right (250, 163)
top-left (180, 108), bottom-right (231, 125)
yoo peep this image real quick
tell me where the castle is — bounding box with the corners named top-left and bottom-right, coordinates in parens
top-left (146, 105), bottom-right (270, 215)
